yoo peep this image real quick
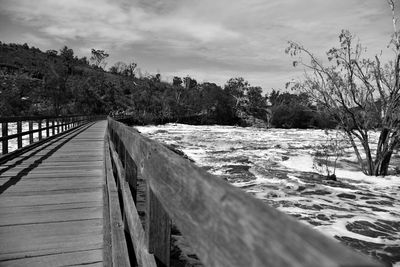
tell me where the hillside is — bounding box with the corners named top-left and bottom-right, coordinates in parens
top-left (0, 42), bottom-right (136, 116)
top-left (0, 42), bottom-right (247, 125)
top-left (0, 41), bottom-right (334, 128)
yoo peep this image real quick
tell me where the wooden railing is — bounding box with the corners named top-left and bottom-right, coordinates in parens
top-left (0, 115), bottom-right (102, 156)
top-left (105, 117), bottom-right (383, 267)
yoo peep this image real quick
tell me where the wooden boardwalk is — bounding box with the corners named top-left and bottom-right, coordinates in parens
top-left (0, 121), bottom-right (107, 267)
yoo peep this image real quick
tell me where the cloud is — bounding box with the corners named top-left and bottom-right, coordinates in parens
top-left (0, 0), bottom-right (239, 45)
top-left (0, 0), bottom-right (396, 92)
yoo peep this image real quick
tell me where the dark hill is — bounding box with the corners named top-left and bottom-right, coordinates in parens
top-left (0, 41), bottom-right (248, 125)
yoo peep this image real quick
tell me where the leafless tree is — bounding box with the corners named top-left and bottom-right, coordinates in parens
top-left (90, 49), bottom-right (109, 69)
top-left (286, 0), bottom-right (400, 176)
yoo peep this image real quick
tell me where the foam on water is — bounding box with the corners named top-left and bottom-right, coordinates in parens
top-left (136, 124), bottom-right (400, 266)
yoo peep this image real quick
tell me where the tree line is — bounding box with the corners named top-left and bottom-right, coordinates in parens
top-left (0, 41), bottom-right (334, 128)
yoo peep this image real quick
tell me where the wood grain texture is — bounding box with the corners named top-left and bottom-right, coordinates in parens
top-left (108, 118), bottom-right (383, 267)
top-left (0, 249), bottom-right (103, 267)
top-left (145, 183), bottom-right (171, 267)
top-left (107, 135), bottom-right (157, 267)
top-left (0, 120), bottom-right (107, 266)
top-left (2, 122), bottom-right (8, 154)
top-left (125, 148), bottom-right (138, 204)
top-left (104, 133), bottom-right (130, 267)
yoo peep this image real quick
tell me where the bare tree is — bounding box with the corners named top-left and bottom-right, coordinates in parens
top-left (90, 49), bottom-right (109, 69)
top-left (286, 0), bottom-right (400, 176)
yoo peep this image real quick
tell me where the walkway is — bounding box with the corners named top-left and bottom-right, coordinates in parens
top-left (0, 121), bottom-right (107, 266)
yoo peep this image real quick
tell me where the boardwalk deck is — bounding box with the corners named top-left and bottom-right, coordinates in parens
top-left (0, 121), bottom-right (107, 267)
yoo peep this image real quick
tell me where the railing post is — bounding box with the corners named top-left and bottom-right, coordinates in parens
top-left (125, 151), bottom-right (137, 203)
top-left (17, 121), bottom-right (22, 149)
top-left (29, 121), bottom-right (34, 144)
top-left (145, 186), bottom-right (171, 267)
top-left (52, 119), bottom-right (55, 136)
top-left (38, 120), bottom-right (42, 140)
top-left (2, 122), bottom-right (8, 154)
top-left (46, 119), bottom-right (50, 137)
top-left (57, 118), bottom-right (60, 134)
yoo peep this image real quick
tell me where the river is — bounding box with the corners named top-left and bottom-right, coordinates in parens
top-left (135, 123), bottom-right (400, 267)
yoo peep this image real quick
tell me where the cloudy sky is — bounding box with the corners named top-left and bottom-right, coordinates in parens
top-left (0, 0), bottom-right (396, 92)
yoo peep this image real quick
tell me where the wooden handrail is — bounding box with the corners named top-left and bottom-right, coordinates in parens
top-left (0, 115), bottom-right (104, 156)
top-left (0, 114), bottom-right (94, 123)
top-left (106, 117), bottom-right (383, 267)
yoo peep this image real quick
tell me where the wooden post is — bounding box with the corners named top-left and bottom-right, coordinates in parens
top-left (2, 122), bottom-right (8, 155)
top-left (38, 120), bottom-right (42, 140)
top-left (125, 151), bottom-right (137, 203)
top-left (145, 185), bottom-right (171, 267)
top-left (57, 119), bottom-right (60, 134)
top-left (17, 121), bottom-right (22, 149)
top-left (46, 119), bottom-right (50, 137)
top-left (29, 121), bottom-right (34, 144)
top-left (119, 138), bottom-right (126, 168)
top-left (52, 119), bottom-right (55, 136)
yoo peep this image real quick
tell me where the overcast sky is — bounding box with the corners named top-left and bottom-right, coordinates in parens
top-left (0, 0), bottom-right (396, 93)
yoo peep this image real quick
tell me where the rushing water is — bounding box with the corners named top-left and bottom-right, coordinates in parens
top-left (135, 124), bottom-right (400, 266)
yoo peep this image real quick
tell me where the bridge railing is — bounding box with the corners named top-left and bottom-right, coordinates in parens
top-left (0, 115), bottom-right (102, 157)
top-left (105, 117), bottom-right (382, 267)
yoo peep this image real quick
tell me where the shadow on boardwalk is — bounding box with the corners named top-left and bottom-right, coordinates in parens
top-left (0, 123), bottom-right (94, 195)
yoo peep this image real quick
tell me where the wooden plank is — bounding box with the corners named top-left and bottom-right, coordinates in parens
top-left (104, 133), bottom-right (130, 267)
top-left (0, 174), bottom-right (102, 181)
top-left (16, 121), bottom-right (22, 148)
top-left (0, 206), bottom-right (102, 226)
top-left (0, 169), bottom-right (103, 177)
top-left (145, 184), bottom-right (171, 267)
top-left (2, 122), bottom-right (8, 154)
top-left (103, 184), bottom-right (112, 267)
top-left (0, 187), bottom-right (102, 196)
top-left (0, 122), bottom-right (94, 165)
top-left (0, 179), bottom-right (102, 193)
top-left (46, 118), bottom-right (50, 137)
top-left (106, 134), bottom-right (157, 267)
top-left (52, 119), bottom-right (55, 135)
top-left (0, 202), bottom-right (102, 215)
top-left (0, 220), bottom-right (103, 257)
top-left (0, 128), bottom-right (46, 143)
top-left (0, 188), bottom-right (102, 208)
top-left (0, 120), bottom-right (106, 265)
top-left (126, 150), bottom-right (138, 203)
top-left (108, 118), bottom-right (383, 267)
top-left (0, 249), bottom-right (103, 267)
top-left (0, 245), bottom-right (104, 263)
top-left (38, 120), bottom-right (42, 140)
top-left (29, 121), bottom-right (34, 144)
